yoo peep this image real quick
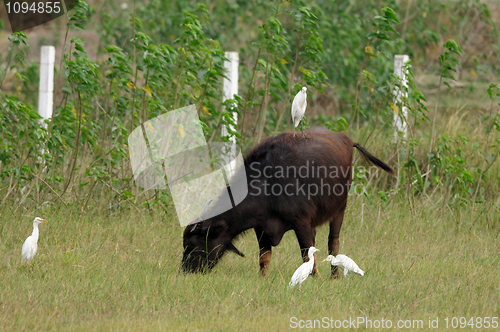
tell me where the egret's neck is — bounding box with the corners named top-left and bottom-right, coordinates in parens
top-left (31, 223), bottom-right (40, 240)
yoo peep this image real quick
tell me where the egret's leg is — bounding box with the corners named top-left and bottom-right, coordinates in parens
top-left (293, 126), bottom-right (296, 137)
top-left (328, 200), bottom-right (347, 279)
top-left (254, 228), bottom-right (272, 277)
top-left (301, 121), bottom-right (306, 138)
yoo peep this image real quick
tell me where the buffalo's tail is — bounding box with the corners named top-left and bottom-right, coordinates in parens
top-left (353, 143), bottom-right (395, 175)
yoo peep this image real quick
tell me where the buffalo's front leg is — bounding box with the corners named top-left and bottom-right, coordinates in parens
top-left (255, 228), bottom-right (272, 276)
top-left (294, 225), bottom-right (320, 277)
top-left (310, 228), bottom-right (321, 276)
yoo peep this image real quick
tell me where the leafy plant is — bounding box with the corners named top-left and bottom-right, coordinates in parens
top-left (429, 39), bottom-right (463, 148)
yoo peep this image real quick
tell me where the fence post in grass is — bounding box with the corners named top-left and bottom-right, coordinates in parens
top-left (38, 45), bottom-right (56, 129)
top-left (221, 52), bottom-right (239, 176)
top-left (393, 54), bottom-right (409, 142)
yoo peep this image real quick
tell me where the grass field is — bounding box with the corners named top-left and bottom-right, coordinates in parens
top-left (2, 0), bottom-right (500, 330)
top-left (1, 196), bottom-right (499, 331)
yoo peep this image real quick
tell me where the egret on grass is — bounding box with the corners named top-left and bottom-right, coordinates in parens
top-left (288, 246), bottom-right (320, 288)
top-left (291, 86), bottom-right (307, 138)
top-left (21, 217), bottom-right (47, 263)
top-left (322, 254), bottom-right (364, 277)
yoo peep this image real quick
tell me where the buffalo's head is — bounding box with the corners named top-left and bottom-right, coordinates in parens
top-left (182, 200), bottom-right (245, 273)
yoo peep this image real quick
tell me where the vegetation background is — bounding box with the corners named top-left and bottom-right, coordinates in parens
top-left (0, 0), bottom-right (499, 330)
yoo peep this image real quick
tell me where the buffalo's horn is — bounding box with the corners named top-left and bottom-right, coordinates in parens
top-left (200, 199), bottom-right (213, 221)
top-left (227, 242), bottom-right (245, 257)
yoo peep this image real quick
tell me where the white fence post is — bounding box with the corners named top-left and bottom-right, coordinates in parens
top-left (393, 54), bottom-right (409, 141)
top-left (38, 46), bottom-right (55, 129)
top-left (221, 51), bottom-right (239, 142)
top-left (221, 52), bottom-right (239, 176)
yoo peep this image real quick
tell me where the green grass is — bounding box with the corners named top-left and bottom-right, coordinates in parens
top-left (1, 198), bottom-right (499, 331)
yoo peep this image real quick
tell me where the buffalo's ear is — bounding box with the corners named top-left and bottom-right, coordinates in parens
top-left (227, 242), bottom-right (245, 257)
top-left (202, 219), bottom-right (227, 238)
top-left (185, 220), bottom-right (203, 234)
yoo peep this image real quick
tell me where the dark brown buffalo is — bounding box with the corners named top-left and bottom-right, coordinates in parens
top-left (182, 127), bottom-right (394, 277)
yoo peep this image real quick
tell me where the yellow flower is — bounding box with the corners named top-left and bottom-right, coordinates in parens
top-left (147, 122), bottom-right (155, 132)
top-left (365, 45), bottom-right (373, 59)
top-left (179, 124), bottom-right (185, 139)
top-left (142, 86), bottom-right (152, 97)
top-left (390, 102), bottom-right (399, 116)
top-left (127, 81), bottom-right (136, 89)
top-left (470, 70), bottom-right (477, 80)
top-left (202, 106), bottom-right (211, 115)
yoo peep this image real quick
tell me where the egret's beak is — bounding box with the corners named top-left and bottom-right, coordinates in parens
top-left (321, 259), bottom-right (326, 263)
top-left (40, 219), bottom-right (47, 224)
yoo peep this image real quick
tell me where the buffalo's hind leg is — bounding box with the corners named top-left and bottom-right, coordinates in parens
top-left (255, 228), bottom-right (272, 276)
top-left (328, 202), bottom-right (346, 278)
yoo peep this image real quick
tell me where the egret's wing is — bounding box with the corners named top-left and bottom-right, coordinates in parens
top-left (291, 98), bottom-right (299, 117)
top-left (291, 92), bottom-right (305, 114)
top-left (21, 237), bottom-right (31, 257)
top-left (21, 236), bottom-right (36, 262)
top-left (339, 256), bottom-right (364, 276)
top-left (338, 255), bottom-right (350, 266)
top-left (345, 257), bottom-right (359, 270)
top-left (291, 101), bottom-right (303, 128)
top-left (349, 260), bottom-right (364, 276)
top-left (289, 264), bottom-right (303, 287)
top-left (290, 90), bottom-right (308, 131)
top-left (289, 262), bottom-right (310, 287)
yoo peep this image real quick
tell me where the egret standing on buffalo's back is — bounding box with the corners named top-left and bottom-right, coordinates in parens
top-left (21, 217), bottom-right (47, 263)
top-left (291, 86), bottom-right (307, 138)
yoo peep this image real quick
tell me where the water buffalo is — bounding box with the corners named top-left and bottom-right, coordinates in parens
top-left (182, 127), bottom-right (394, 277)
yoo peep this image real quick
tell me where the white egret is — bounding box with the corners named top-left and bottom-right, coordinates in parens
top-left (322, 254), bottom-right (364, 277)
top-left (288, 246), bottom-right (320, 288)
top-left (291, 86), bottom-right (307, 138)
top-left (21, 217), bottom-right (47, 263)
